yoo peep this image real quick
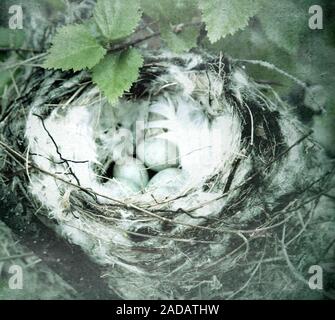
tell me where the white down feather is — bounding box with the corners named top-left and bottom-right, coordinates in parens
top-left (146, 95), bottom-right (241, 187)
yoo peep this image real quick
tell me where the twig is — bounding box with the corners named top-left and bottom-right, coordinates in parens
top-left (234, 59), bottom-right (307, 89)
top-left (0, 53), bottom-right (47, 71)
top-left (33, 113), bottom-right (88, 186)
top-left (108, 21), bottom-right (202, 53)
top-left (81, 209), bottom-right (222, 245)
top-left (226, 241), bottom-right (267, 299)
top-left (223, 158), bottom-right (241, 193)
top-left (108, 31), bottom-right (160, 53)
top-left (0, 252), bottom-right (34, 262)
top-left (245, 102), bottom-right (254, 146)
top-left (280, 225), bottom-right (309, 285)
top-left (9, 70), bottom-right (20, 97)
top-left (323, 238), bottom-right (335, 256)
top-left (323, 193), bottom-right (335, 201)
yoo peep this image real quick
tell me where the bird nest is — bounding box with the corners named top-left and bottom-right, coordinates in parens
top-left (0, 51), bottom-right (333, 299)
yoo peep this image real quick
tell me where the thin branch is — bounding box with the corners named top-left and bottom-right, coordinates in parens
top-left (108, 31), bottom-right (161, 53)
top-left (234, 59), bottom-right (307, 89)
top-left (323, 193), bottom-right (335, 201)
top-left (33, 113), bottom-right (88, 186)
top-left (280, 225), bottom-right (309, 286)
top-left (108, 21), bottom-right (202, 53)
top-left (0, 252), bottom-right (34, 262)
top-left (245, 102), bottom-right (255, 146)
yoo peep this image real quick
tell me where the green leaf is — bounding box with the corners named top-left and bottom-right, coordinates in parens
top-left (0, 27), bottom-right (25, 48)
top-left (92, 49), bottom-right (143, 103)
top-left (94, 0), bottom-right (141, 41)
top-left (43, 24), bottom-right (107, 71)
top-left (141, 0), bottom-right (200, 52)
top-left (258, 0), bottom-right (307, 54)
top-left (199, 0), bottom-right (262, 43)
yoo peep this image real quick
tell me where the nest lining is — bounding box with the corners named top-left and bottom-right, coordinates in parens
top-left (1, 51), bottom-right (333, 299)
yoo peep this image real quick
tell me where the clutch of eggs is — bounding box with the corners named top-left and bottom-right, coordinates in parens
top-left (107, 94), bottom-right (238, 200)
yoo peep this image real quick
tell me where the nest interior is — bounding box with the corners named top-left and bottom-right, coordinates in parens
top-left (0, 51), bottom-right (334, 299)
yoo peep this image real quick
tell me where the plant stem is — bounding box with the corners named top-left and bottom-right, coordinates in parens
top-left (108, 31), bottom-right (161, 53)
top-left (108, 20), bottom-right (202, 52)
top-left (0, 253), bottom-right (34, 262)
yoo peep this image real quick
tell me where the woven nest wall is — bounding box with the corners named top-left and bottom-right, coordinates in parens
top-left (1, 49), bottom-right (334, 299)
